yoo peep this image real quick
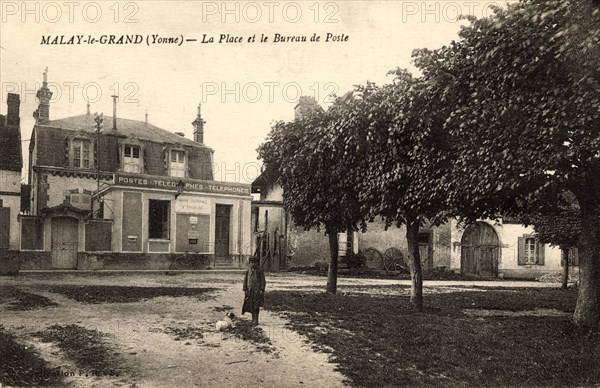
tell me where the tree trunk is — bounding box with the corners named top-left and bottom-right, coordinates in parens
top-left (561, 247), bottom-right (569, 289)
top-left (573, 209), bottom-right (600, 330)
top-left (326, 232), bottom-right (339, 294)
top-left (574, 168), bottom-right (600, 331)
top-left (406, 218), bottom-right (423, 310)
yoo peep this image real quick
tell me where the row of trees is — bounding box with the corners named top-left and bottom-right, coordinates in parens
top-left (258, 0), bottom-right (600, 330)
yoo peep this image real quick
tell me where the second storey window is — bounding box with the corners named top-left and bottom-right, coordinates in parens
top-left (170, 150), bottom-right (186, 177)
top-left (124, 145), bottom-right (141, 173)
top-left (73, 139), bottom-right (91, 168)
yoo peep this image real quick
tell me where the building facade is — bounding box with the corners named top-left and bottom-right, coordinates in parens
top-left (21, 70), bottom-right (252, 270)
top-left (0, 94), bottom-right (23, 261)
top-left (252, 176), bottom-right (574, 278)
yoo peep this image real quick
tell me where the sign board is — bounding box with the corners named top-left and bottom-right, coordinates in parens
top-left (174, 197), bottom-right (211, 214)
top-left (189, 216), bottom-right (198, 225)
top-left (113, 173), bottom-right (252, 196)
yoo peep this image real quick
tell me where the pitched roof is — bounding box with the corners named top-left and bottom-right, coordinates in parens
top-left (0, 115), bottom-right (23, 172)
top-left (40, 114), bottom-right (209, 149)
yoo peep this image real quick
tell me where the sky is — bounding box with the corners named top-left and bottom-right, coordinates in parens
top-left (0, 0), bottom-right (511, 184)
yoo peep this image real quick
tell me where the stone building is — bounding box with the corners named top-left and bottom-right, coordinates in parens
top-left (0, 94), bottom-right (23, 252)
top-left (21, 69), bottom-right (252, 270)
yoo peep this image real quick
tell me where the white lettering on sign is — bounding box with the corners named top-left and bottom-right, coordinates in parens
top-left (189, 216), bottom-right (198, 225)
top-left (114, 173), bottom-right (251, 196)
top-left (174, 197), bottom-right (211, 214)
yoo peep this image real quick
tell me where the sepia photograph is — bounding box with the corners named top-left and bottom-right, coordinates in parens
top-left (0, 0), bottom-right (599, 386)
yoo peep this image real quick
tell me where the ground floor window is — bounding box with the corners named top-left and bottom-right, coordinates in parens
top-left (518, 235), bottom-right (545, 265)
top-left (149, 200), bottom-right (170, 239)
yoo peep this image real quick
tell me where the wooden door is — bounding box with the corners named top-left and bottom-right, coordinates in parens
top-left (51, 217), bottom-right (78, 269)
top-left (215, 205), bottom-right (231, 257)
top-left (461, 222), bottom-right (499, 277)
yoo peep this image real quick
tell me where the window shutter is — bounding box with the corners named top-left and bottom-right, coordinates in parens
top-left (352, 231), bottom-right (359, 254)
top-left (64, 137), bottom-right (70, 166)
top-left (537, 240), bottom-right (545, 265)
top-left (142, 147), bottom-right (146, 173)
top-left (571, 248), bottom-right (580, 266)
top-left (517, 237), bottom-right (526, 265)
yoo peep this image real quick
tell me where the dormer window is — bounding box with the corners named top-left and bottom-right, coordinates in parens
top-left (73, 139), bottom-right (91, 168)
top-left (124, 145), bottom-right (141, 173)
top-left (170, 150), bottom-right (186, 177)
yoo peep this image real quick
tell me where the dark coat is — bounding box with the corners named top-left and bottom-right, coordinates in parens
top-left (242, 267), bottom-right (266, 314)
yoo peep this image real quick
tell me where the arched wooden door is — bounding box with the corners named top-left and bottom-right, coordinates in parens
top-left (51, 217), bottom-right (79, 269)
top-left (461, 222), bottom-right (499, 277)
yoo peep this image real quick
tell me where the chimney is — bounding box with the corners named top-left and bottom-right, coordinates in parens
top-left (192, 103), bottom-right (206, 143)
top-left (34, 67), bottom-right (53, 123)
top-left (111, 95), bottom-right (118, 130)
top-left (6, 93), bottom-right (20, 127)
top-left (294, 95), bottom-right (321, 121)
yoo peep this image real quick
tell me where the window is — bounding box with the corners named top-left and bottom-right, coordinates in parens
top-left (524, 237), bottom-right (537, 264)
top-left (69, 193), bottom-right (91, 211)
top-left (149, 200), bottom-right (170, 239)
top-left (337, 231), bottom-right (357, 256)
top-left (170, 150), bottom-right (186, 177)
top-left (518, 235), bottom-right (545, 265)
top-left (73, 139), bottom-right (91, 168)
top-left (124, 145), bottom-right (141, 173)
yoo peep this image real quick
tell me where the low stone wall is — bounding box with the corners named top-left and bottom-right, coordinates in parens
top-left (79, 252), bottom-right (214, 270)
top-left (0, 250), bottom-right (20, 275)
top-left (19, 251), bottom-right (51, 270)
top-left (19, 251), bottom-right (215, 270)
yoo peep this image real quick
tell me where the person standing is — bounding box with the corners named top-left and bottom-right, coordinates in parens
top-left (242, 256), bottom-right (266, 326)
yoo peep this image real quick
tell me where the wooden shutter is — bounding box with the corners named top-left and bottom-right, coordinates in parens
top-left (64, 137), bottom-right (70, 166)
top-left (536, 240), bottom-right (545, 265)
top-left (517, 236), bottom-right (526, 265)
top-left (0, 207), bottom-right (10, 250)
top-left (570, 248), bottom-right (580, 266)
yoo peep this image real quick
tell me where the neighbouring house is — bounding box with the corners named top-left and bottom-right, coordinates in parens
top-left (0, 93), bottom-right (23, 274)
top-left (20, 69), bottom-right (252, 270)
top-left (251, 97), bottom-right (577, 278)
top-left (252, 172), bottom-right (576, 278)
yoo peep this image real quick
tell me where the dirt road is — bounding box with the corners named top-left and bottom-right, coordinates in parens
top-left (0, 272), bottom-right (555, 387)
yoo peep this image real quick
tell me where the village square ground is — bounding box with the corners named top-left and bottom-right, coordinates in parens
top-left (1, 271), bottom-right (600, 387)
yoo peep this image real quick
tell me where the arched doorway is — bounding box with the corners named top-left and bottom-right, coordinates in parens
top-left (461, 222), bottom-right (500, 277)
top-left (51, 217), bottom-right (79, 269)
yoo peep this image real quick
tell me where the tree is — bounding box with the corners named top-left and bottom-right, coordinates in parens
top-left (328, 70), bottom-right (455, 309)
top-left (257, 103), bottom-right (366, 294)
top-left (412, 0), bottom-right (599, 328)
top-left (526, 192), bottom-right (581, 288)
